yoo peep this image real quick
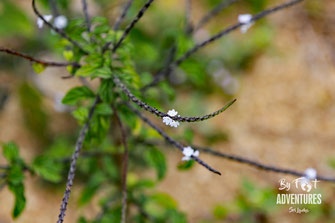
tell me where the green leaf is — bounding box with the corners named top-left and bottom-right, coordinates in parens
top-left (92, 66), bottom-right (112, 79)
top-left (72, 107), bottom-right (89, 124)
top-left (3, 142), bottom-right (19, 163)
top-left (8, 183), bottom-right (26, 218)
top-left (32, 63), bottom-right (46, 74)
top-left (63, 50), bottom-right (74, 61)
top-left (62, 86), bottom-right (95, 105)
top-left (145, 147), bottom-right (166, 180)
top-left (32, 155), bottom-right (63, 183)
top-left (7, 164), bottom-right (25, 185)
top-left (75, 64), bottom-right (99, 77)
top-left (98, 79), bottom-right (114, 103)
top-left (177, 160), bottom-right (195, 171)
top-left (95, 103), bottom-right (114, 116)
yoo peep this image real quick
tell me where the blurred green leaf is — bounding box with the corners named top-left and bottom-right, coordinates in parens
top-left (145, 147), bottom-right (166, 180)
top-left (8, 183), bottom-right (26, 218)
top-left (32, 155), bottom-right (63, 183)
top-left (62, 86), bottom-right (95, 105)
top-left (32, 63), bottom-right (46, 74)
top-left (95, 103), bottom-right (114, 116)
top-left (3, 142), bottom-right (19, 164)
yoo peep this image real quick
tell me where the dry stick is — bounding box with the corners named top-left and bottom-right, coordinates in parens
top-left (112, 105), bottom-right (129, 223)
top-left (125, 102), bottom-right (221, 175)
top-left (81, 0), bottom-right (91, 32)
top-left (0, 47), bottom-right (77, 67)
top-left (192, 0), bottom-right (238, 32)
top-left (195, 146), bottom-right (335, 182)
top-left (113, 0), bottom-right (134, 31)
top-left (114, 76), bottom-right (236, 122)
top-left (103, 0), bottom-right (155, 53)
top-left (57, 96), bottom-right (100, 223)
top-left (143, 0), bottom-right (303, 89)
top-left (32, 0), bottom-right (88, 55)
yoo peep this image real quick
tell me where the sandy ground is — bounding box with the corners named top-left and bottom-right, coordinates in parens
top-left (1, 0), bottom-right (335, 222)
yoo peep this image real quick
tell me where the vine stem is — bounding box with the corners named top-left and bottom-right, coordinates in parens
top-left (0, 47), bottom-right (78, 67)
top-left (57, 96), bottom-right (100, 223)
top-left (112, 104), bottom-right (129, 223)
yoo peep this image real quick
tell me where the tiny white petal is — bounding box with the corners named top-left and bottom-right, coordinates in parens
top-left (54, 15), bottom-right (68, 29)
top-left (238, 14), bottom-right (254, 34)
top-left (183, 146), bottom-right (194, 157)
top-left (182, 156), bottom-right (191, 161)
top-left (305, 168), bottom-right (317, 180)
top-left (37, 15), bottom-right (53, 29)
top-left (193, 150), bottom-right (199, 157)
top-left (167, 109), bottom-right (178, 117)
top-left (163, 116), bottom-right (172, 125)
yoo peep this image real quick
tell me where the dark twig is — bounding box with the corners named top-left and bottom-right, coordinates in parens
top-left (81, 0), bottom-right (91, 32)
top-left (112, 104), bottom-right (129, 223)
top-left (195, 146), bottom-right (335, 182)
top-left (113, 0), bottom-right (134, 31)
top-left (114, 76), bottom-right (236, 122)
top-left (48, 0), bottom-right (59, 17)
top-left (57, 96), bottom-right (100, 223)
top-left (125, 102), bottom-right (221, 175)
top-left (143, 0), bottom-right (303, 88)
top-left (32, 0), bottom-right (88, 55)
top-left (192, 0), bottom-right (238, 32)
top-left (0, 47), bottom-right (79, 67)
top-left (185, 0), bottom-right (193, 34)
top-left (175, 0), bottom-right (303, 67)
top-left (107, 0), bottom-right (155, 53)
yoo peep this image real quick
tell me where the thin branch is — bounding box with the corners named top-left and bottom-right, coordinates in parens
top-left (106, 0), bottom-right (155, 53)
top-left (192, 0), bottom-right (238, 32)
top-left (0, 47), bottom-right (79, 67)
top-left (143, 0), bottom-right (303, 88)
top-left (174, 0), bottom-right (303, 67)
top-left (81, 0), bottom-right (91, 32)
top-left (32, 0), bottom-right (88, 55)
top-left (112, 105), bottom-right (129, 223)
top-left (113, 0), bottom-right (134, 31)
top-left (57, 96), bottom-right (100, 223)
top-left (195, 146), bottom-right (335, 182)
top-left (125, 102), bottom-right (221, 175)
top-left (114, 76), bottom-right (236, 122)
top-left (48, 0), bottom-right (59, 17)
top-left (185, 0), bottom-right (193, 34)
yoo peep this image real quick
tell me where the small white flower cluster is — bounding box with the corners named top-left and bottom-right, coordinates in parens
top-left (304, 168), bottom-right (317, 180)
top-left (37, 15), bottom-right (68, 29)
top-left (238, 14), bottom-right (254, 34)
top-left (182, 146), bottom-right (199, 161)
top-left (162, 109), bottom-right (180, 128)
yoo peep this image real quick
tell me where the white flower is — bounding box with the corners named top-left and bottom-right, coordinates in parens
top-left (54, 15), bottom-right (68, 29)
top-left (305, 168), bottom-right (317, 180)
top-left (37, 15), bottom-right (53, 29)
top-left (182, 146), bottom-right (199, 161)
top-left (167, 109), bottom-right (178, 117)
top-left (162, 116), bottom-right (180, 128)
top-left (238, 14), bottom-right (254, 34)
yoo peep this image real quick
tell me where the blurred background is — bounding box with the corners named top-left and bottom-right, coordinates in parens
top-left (0, 0), bottom-right (335, 222)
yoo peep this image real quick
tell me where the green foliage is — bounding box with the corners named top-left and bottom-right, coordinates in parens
top-left (32, 155), bottom-right (63, 183)
top-left (2, 142), bottom-right (26, 218)
top-left (144, 147), bottom-right (167, 180)
top-left (62, 86), bottom-right (95, 105)
top-left (0, 0), bottom-right (33, 37)
top-left (32, 62), bottom-right (46, 74)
